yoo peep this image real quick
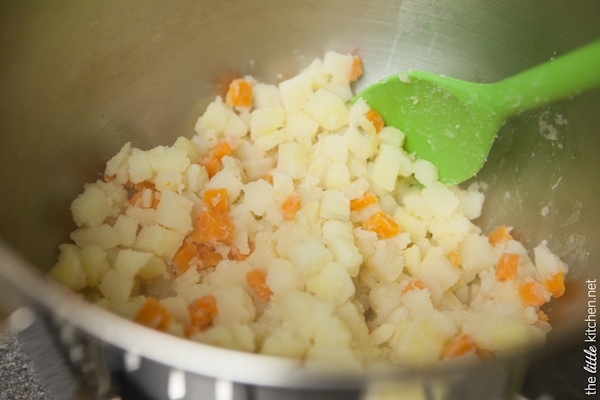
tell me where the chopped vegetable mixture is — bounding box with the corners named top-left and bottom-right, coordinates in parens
top-left (49, 51), bottom-right (569, 369)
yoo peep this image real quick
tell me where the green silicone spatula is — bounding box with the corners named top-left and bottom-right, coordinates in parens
top-left (356, 39), bottom-right (600, 185)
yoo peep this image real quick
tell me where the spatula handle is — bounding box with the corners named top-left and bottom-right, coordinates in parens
top-left (491, 39), bottom-right (600, 116)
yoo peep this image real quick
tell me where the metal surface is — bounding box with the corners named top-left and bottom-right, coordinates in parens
top-left (1, 0), bottom-right (599, 398)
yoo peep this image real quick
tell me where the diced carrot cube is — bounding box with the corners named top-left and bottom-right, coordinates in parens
top-left (488, 225), bottom-right (513, 246)
top-left (518, 281), bottom-right (549, 306)
top-left (135, 297), bottom-right (171, 331)
top-left (365, 109), bottom-right (385, 133)
top-left (172, 240), bottom-right (200, 276)
top-left (192, 208), bottom-right (235, 244)
top-left (186, 295), bottom-right (218, 336)
top-left (226, 78), bottom-right (253, 108)
top-left (402, 277), bottom-right (426, 294)
top-left (349, 55), bottom-right (363, 82)
top-left (544, 271), bottom-right (565, 298)
top-left (281, 193), bottom-right (302, 220)
top-left (441, 333), bottom-right (477, 359)
top-left (210, 140), bottom-right (233, 160)
top-left (199, 155), bottom-right (222, 178)
top-left (447, 250), bottom-right (461, 267)
top-left (196, 243), bottom-right (223, 270)
top-left (247, 269), bottom-right (272, 302)
top-left (495, 253), bottom-right (520, 281)
top-left (350, 192), bottom-right (378, 211)
top-left (363, 210), bottom-right (400, 239)
top-left (203, 188), bottom-right (229, 213)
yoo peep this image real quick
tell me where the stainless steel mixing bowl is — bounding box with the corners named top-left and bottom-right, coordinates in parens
top-left (1, 0), bottom-right (599, 399)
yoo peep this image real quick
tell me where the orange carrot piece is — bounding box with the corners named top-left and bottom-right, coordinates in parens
top-left (495, 253), bottom-right (520, 281)
top-left (210, 140), bottom-right (233, 160)
top-left (441, 334), bottom-right (477, 359)
top-left (365, 108), bottom-right (385, 133)
top-left (488, 225), bottom-right (513, 246)
top-left (203, 188), bottom-right (229, 213)
top-left (192, 208), bottom-right (235, 244)
top-left (518, 281), bottom-right (549, 306)
top-left (135, 297), bottom-right (171, 331)
top-left (447, 250), bottom-right (461, 267)
top-left (196, 243), bottom-right (223, 269)
top-left (247, 269), bottom-right (272, 301)
top-left (363, 210), bottom-right (400, 239)
top-left (350, 192), bottom-right (378, 211)
top-left (226, 78), bottom-right (253, 108)
top-left (281, 193), bottom-right (302, 220)
top-left (349, 55), bottom-right (363, 82)
top-left (172, 240), bottom-right (200, 276)
top-left (402, 277), bottom-right (426, 294)
top-left (544, 271), bottom-right (565, 298)
top-left (199, 141), bottom-right (234, 178)
top-left (199, 155), bottom-right (222, 178)
top-left (186, 295), bottom-right (218, 336)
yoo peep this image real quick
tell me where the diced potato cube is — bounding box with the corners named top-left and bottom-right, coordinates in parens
top-left (127, 149), bottom-right (153, 184)
top-left (325, 162), bottom-right (350, 189)
top-left (286, 237), bottom-right (333, 277)
top-left (422, 182), bottom-right (460, 221)
top-left (378, 126), bottom-right (405, 147)
top-left (344, 126), bottom-right (378, 160)
top-left (302, 89), bottom-right (349, 131)
top-left (79, 246), bottom-right (110, 287)
top-left (271, 171), bottom-right (294, 200)
top-left (71, 224), bottom-right (119, 250)
top-left (114, 248), bottom-right (167, 280)
top-left (306, 261), bottom-right (355, 306)
top-left (243, 179), bottom-right (276, 217)
top-left (417, 247), bottom-right (460, 291)
top-left (105, 142), bottom-right (131, 184)
top-left (457, 184), bottom-right (485, 220)
top-left (224, 108), bottom-right (249, 138)
top-left (320, 189), bottom-right (350, 220)
top-left (253, 129), bottom-right (287, 152)
top-left (213, 286), bottom-right (256, 325)
top-left (49, 244), bottom-right (86, 291)
top-left (147, 145), bottom-right (190, 173)
top-left (134, 224), bottom-right (185, 261)
top-left (261, 328), bottom-right (307, 358)
top-left (253, 83), bottom-right (282, 109)
top-left (250, 106), bottom-right (285, 139)
top-left (279, 73), bottom-right (314, 112)
top-left (319, 134), bottom-right (348, 164)
top-left (195, 98), bottom-right (228, 139)
top-left (459, 233), bottom-right (498, 273)
top-left (369, 282), bottom-right (403, 321)
top-left (173, 136), bottom-right (200, 163)
top-left (322, 51), bottom-right (353, 84)
top-left (183, 163), bottom-right (209, 194)
top-left (154, 169), bottom-right (184, 193)
top-left (413, 158), bottom-right (438, 187)
top-left (71, 182), bottom-right (125, 228)
top-left (286, 112), bottom-right (319, 145)
top-left (265, 258), bottom-right (301, 294)
top-left (276, 142), bottom-right (308, 179)
top-left (365, 240), bottom-right (405, 282)
top-left (322, 220), bottom-right (362, 276)
top-left (156, 190), bottom-right (193, 234)
top-left (98, 268), bottom-right (135, 303)
top-left (534, 241), bottom-right (568, 278)
top-left (370, 143), bottom-right (403, 192)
